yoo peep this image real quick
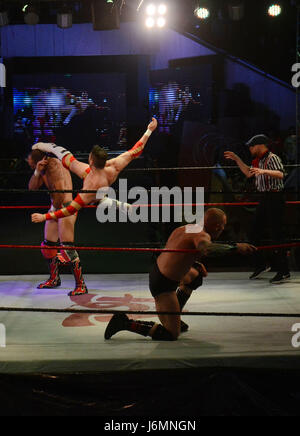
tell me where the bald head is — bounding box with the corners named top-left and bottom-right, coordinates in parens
top-left (204, 208), bottom-right (227, 239)
top-left (205, 208), bottom-right (226, 224)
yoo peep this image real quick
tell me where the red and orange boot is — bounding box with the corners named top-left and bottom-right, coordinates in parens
top-left (68, 259), bottom-right (88, 297)
top-left (38, 257), bottom-right (61, 289)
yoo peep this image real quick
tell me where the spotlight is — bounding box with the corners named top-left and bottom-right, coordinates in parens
top-left (157, 16), bottom-right (166, 28)
top-left (268, 4), bottom-right (282, 17)
top-left (146, 4), bottom-right (156, 15)
top-left (24, 5), bottom-right (39, 25)
top-left (146, 17), bottom-right (155, 28)
top-left (143, 2), bottom-right (168, 29)
top-left (194, 7), bottom-right (210, 20)
top-left (57, 5), bottom-right (73, 29)
top-left (157, 4), bottom-right (167, 15)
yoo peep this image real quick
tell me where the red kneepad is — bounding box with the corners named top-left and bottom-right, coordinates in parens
top-left (41, 241), bottom-right (58, 260)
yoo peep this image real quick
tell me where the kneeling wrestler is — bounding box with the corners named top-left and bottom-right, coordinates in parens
top-left (105, 208), bottom-right (257, 341)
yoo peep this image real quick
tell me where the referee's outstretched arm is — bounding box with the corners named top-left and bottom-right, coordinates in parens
top-left (224, 151), bottom-right (253, 178)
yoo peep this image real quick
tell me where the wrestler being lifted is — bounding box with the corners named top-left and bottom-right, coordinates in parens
top-left (105, 208), bottom-right (257, 341)
top-left (31, 118), bottom-right (157, 221)
top-left (27, 149), bottom-right (88, 296)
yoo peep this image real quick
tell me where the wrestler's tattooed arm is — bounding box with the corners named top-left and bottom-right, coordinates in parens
top-left (205, 243), bottom-right (237, 258)
top-left (205, 243), bottom-right (257, 257)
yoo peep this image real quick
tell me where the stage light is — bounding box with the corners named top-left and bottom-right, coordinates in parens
top-left (268, 4), bottom-right (282, 17)
top-left (194, 7), bottom-right (210, 20)
top-left (24, 5), bottom-right (39, 25)
top-left (57, 5), bottom-right (73, 29)
top-left (157, 4), bottom-right (167, 15)
top-left (146, 4), bottom-right (156, 15)
top-left (143, 2), bottom-right (168, 29)
top-left (146, 17), bottom-right (155, 28)
top-left (157, 16), bottom-right (166, 28)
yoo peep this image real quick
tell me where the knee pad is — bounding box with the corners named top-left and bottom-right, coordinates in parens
top-left (60, 242), bottom-right (79, 263)
top-left (41, 240), bottom-right (58, 260)
top-left (186, 262), bottom-right (203, 291)
top-left (152, 324), bottom-right (177, 341)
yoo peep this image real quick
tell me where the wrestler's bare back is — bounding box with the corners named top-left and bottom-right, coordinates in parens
top-left (157, 226), bottom-right (211, 282)
top-left (68, 155), bottom-right (129, 205)
top-left (42, 158), bottom-right (73, 208)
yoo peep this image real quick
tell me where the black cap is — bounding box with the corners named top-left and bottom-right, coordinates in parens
top-left (246, 134), bottom-right (269, 148)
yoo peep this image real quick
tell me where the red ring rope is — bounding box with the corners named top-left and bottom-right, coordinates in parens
top-left (0, 201), bottom-right (299, 210)
top-left (0, 243), bottom-right (299, 252)
top-left (0, 203), bottom-right (260, 209)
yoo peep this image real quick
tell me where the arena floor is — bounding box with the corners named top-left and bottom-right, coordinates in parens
top-left (0, 272), bottom-right (299, 374)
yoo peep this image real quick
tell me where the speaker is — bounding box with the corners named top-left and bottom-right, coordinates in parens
top-left (91, 1), bottom-right (120, 31)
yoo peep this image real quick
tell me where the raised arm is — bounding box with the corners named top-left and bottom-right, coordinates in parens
top-left (28, 158), bottom-right (47, 191)
top-left (224, 151), bottom-right (253, 178)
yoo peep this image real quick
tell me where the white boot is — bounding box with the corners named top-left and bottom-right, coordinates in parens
top-left (99, 196), bottom-right (132, 214)
top-left (32, 142), bottom-right (71, 161)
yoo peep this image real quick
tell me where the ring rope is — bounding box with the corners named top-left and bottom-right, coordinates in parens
top-left (125, 164), bottom-right (300, 171)
top-left (0, 306), bottom-right (298, 318)
top-left (0, 188), bottom-right (298, 195)
top-left (1, 163), bottom-right (300, 176)
top-left (0, 203), bottom-right (267, 209)
top-left (0, 243), bottom-right (299, 252)
top-left (1, 201), bottom-right (300, 209)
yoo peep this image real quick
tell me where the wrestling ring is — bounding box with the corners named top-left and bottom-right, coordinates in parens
top-left (0, 163), bottom-right (300, 415)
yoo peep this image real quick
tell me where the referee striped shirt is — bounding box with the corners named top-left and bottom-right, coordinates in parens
top-left (252, 151), bottom-right (284, 192)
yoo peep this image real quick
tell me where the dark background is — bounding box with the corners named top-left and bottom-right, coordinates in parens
top-left (0, 1), bottom-right (299, 274)
top-left (1, 0), bottom-right (297, 83)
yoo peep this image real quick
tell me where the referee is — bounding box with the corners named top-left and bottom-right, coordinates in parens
top-left (224, 134), bottom-right (290, 284)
